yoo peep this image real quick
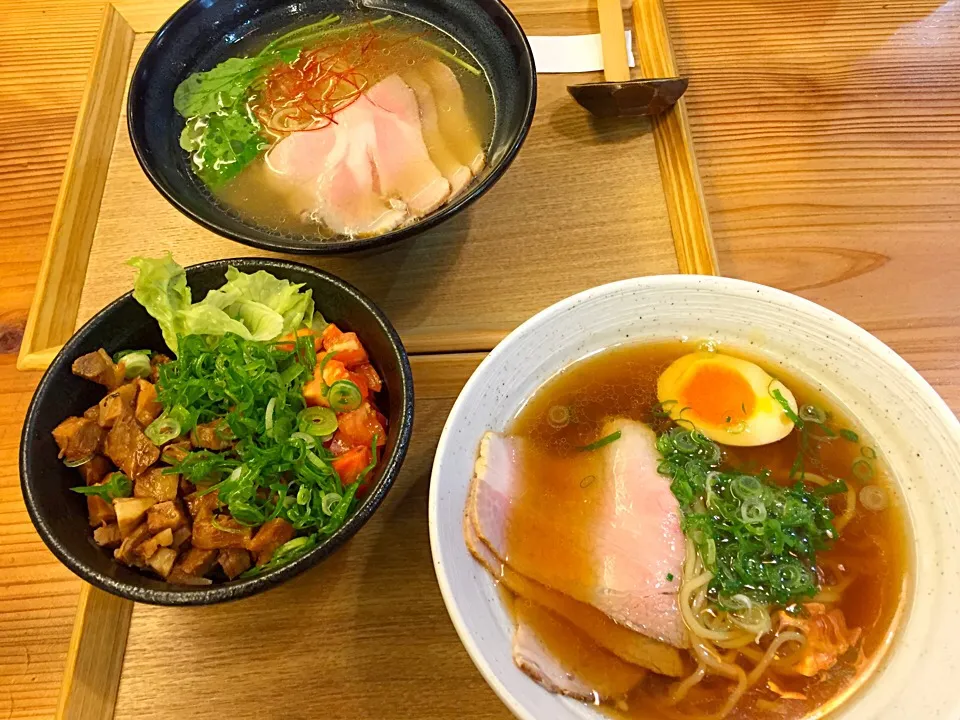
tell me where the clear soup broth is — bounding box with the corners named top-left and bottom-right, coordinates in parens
top-left (503, 342), bottom-right (910, 720)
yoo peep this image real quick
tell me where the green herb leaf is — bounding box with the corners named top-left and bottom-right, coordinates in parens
top-left (839, 428), bottom-right (860, 443)
top-left (173, 53), bottom-right (294, 118)
top-left (71, 472), bottom-right (132, 502)
top-left (179, 105), bottom-right (266, 189)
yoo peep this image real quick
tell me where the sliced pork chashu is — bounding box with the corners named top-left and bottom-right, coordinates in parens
top-left (469, 419), bottom-right (687, 648)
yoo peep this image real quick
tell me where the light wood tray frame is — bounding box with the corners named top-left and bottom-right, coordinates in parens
top-left (15, 2), bottom-right (717, 718)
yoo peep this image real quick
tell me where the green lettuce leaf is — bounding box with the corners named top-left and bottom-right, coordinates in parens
top-left (128, 255), bottom-right (191, 351)
top-left (128, 255), bottom-right (317, 354)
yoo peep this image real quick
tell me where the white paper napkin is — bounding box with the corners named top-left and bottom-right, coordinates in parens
top-left (527, 31), bottom-right (635, 74)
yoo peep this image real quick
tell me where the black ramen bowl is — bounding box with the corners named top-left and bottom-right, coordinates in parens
top-left (20, 259), bottom-right (414, 605)
top-left (127, 0), bottom-right (536, 255)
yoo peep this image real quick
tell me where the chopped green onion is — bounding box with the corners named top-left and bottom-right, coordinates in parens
top-left (740, 497), bottom-right (768, 524)
top-left (145, 413), bottom-right (182, 446)
top-left (799, 405), bottom-right (827, 424)
top-left (120, 352), bottom-right (152, 379)
top-left (666, 573), bottom-right (674, 582)
top-left (813, 479), bottom-right (848, 496)
top-left (852, 458), bottom-right (874, 481)
top-left (547, 405), bottom-right (571, 428)
top-left (328, 380), bottom-right (363, 413)
top-left (859, 485), bottom-right (888, 511)
top-left (577, 430), bottom-right (622, 452)
top-left (70, 472), bottom-right (132, 501)
top-left (298, 406), bottom-right (339, 437)
top-left (839, 428), bottom-right (859, 443)
top-left (321, 492), bottom-right (342, 515)
top-left (861, 446), bottom-right (877, 460)
top-left (770, 388), bottom-right (801, 428)
top-left (211, 516), bottom-right (246, 534)
top-left (289, 431), bottom-right (317, 447)
top-left (113, 348), bottom-right (153, 363)
top-left (63, 455), bottom-right (93, 468)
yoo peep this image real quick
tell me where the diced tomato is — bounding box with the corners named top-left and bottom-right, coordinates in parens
top-left (331, 445), bottom-right (373, 485)
top-left (321, 324), bottom-right (345, 349)
top-left (336, 402), bottom-right (387, 448)
top-left (276, 328), bottom-right (320, 352)
top-left (325, 331), bottom-right (368, 368)
top-left (303, 357), bottom-right (371, 407)
top-left (355, 363), bottom-right (382, 393)
top-left (328, 432), bottom-right (353, 456)
top-left (346, 371), bottom-right (370, 399)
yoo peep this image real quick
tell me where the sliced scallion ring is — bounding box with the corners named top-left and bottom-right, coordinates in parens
top-left (265, 397), bottom-right (277, 436)
top-left (120, 352), bottom-right (152, 379)
top-left (63, 455), bottom-right (93, 468)
top-left (145, 413), bottom-right (182, 445)
top-left (298, 406), bottom-right (338, 437)
top-left (799, 405), bottom-right (827, 424)
top-left (852, 457), bottom-right (874, 481)
top-left (327, 380), bottom-right (363, 413)
top-left (290, 431), bottom-right (317, 447)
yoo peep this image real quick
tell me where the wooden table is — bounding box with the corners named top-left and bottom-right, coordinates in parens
top-left (1, 0), bottom-right (957, 717)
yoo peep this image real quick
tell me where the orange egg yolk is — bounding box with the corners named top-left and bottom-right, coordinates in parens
top-left (677, 363), bottom-right (757, 426)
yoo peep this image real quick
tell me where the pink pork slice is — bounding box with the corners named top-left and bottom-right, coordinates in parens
top-left (470, 420), bottom-right (688, 648)
top-left (266, 98), bottom-right (406, 237)
top-left (365, 74), bottom-right (451, 217)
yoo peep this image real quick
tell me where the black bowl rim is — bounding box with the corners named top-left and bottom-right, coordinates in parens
top-left (126, 0), bottom-right (538, 256)
top-left (19, 258), bottom-right (415, 605)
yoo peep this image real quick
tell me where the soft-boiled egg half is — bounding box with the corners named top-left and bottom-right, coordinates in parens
top-left (657, 351), bottom-right (798, 446)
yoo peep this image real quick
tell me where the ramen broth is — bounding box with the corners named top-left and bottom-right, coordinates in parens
top-left (209, 15), bottom-right (495, 237)
top-left (506, 342), bottom-right (910, 720)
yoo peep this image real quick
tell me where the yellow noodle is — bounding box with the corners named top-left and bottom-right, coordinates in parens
top-left (746, 631), bottom-right (806, 685)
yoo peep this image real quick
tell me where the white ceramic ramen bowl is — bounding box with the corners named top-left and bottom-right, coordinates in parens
top-left (428, 275), bottom-right (960, 720)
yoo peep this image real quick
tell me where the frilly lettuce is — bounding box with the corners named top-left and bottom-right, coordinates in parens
top-left (128, 255), bottom-right (318, 354)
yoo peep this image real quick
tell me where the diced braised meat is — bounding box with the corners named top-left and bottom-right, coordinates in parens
top-left (104, 415), bottom-right (159, 478)
top-left (247, 518), bottom-right (295, 566)
top-left (87, 495), bottom-right (116, 527)
top-left (147, 547), bottom-right (178, 579)
top-left (77, 455), bottom-right (113, 486)
top-left (135, 528), bottom-right (174, 562)
top-left (134, 379), bottom-right (162, 428)
top-left (134, 467), bottom-right (179, 502)
top-left (97, 382), bottom-right (139, 428)
top-left (113, 496), bottom-right (156, 537)
top-left (93, 523), bottom-right (122, 548)
top-left (83, 404), bottom-right (100, 422)
top-left (170, 526), bottom-right (192, 551)
top-left (192, 514), bottom-right (252, 550)
top-left (114, 522), bottom-right (151, 565)
top-left (184, 490), bottom-right (220, 521)
top-left (174, 547), bottom-right (218, 577)
top-left (52, 416), bottom-right (104, 462)
top-left (146, 500), bottom-right (189, 533)
top-left (72, 349), bottom-right (124, 389)
top-left (190, 420), bottom-right (234, 451)
top-left (160, 440), bottom-right (191, 465)
top-left (150, 353), bottom-right (171, 384)
top-left (218, 548), bottom-right (252, 580)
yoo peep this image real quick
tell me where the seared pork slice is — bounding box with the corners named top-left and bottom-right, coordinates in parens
top-left (104, 416), bottom-right (159, 478)
top-left (420, 59), bottom-right (485, 173)
top-left (266, 102), bottom-right (407, 237)
top-left (403, 69), bottom-right (473, 196)
top-left (134, 379), bottom-right (162, 427)
top-left (77, 455), bottom-right (113, 486)
top-left (72, 349), bottom-right (124, 389)
top-left (464, 511), bottom-right (685, 676)
top-left (97, 382), bottom-right (138, 428)
top-left (52, 416), bottom-right (104, 462)
top-left (470, 421), bottom-right (687, 648)
top-left (365, 75), bottom-right (451, 217)
top-left (513, 599), bottom-right (646, 702)
top-left (218, 548), bottom-right (252, 580)
top-left (247, 518), bottom-right (295, 565)
top-left (134, 467), bottom-right (179, 502)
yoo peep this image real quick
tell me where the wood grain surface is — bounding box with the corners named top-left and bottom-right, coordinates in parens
top-left (1, 0), bottom-right (959, 718)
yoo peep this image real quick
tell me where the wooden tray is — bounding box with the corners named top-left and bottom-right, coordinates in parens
top-left (16, 1), bottom-right (717, 717)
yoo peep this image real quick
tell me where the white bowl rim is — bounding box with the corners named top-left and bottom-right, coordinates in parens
top-left (428, 273), bottom-right (960, 720)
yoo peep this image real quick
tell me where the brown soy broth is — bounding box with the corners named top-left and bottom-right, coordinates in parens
top-left (212, 14), bottom-right (495, 237)
top-left (506, 341), bottom-right (910, 720)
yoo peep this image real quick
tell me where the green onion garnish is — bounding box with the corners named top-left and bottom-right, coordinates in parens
top-left (577, 430), bottom-right (622, 452)
top-left (145, 413), bottom-right (182, 446)
top-left (71, 472), bottom-right (132, 502)
top-left (327, 380), bottom-right (363, 413)
top-left (298, 406), bottom-right (338, 437)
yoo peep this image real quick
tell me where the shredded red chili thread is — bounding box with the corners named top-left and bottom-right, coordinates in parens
top-left (251, 25), bottom-right (429, 138)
